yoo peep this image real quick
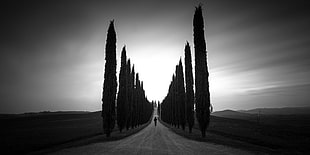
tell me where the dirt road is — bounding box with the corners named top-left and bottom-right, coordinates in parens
top-left (52, 114), bottom-right (252, 155)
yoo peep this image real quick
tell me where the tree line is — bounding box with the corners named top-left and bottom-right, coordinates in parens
top-left (101, 21), bottom-right (153, 137)
top-left (160, 42), bottom-right (195, 133)
top-left (101, 5), bottom-right (210, 138)
top-left (160, 5), bottom-right (211, 137)
top-left (117, 46), bottom-right (153, 132)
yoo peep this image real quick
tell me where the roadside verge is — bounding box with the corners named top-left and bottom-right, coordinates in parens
top-left (30, 119), bottom-right (152, 155)
top-left (158, 118), bottom-right (277, 154)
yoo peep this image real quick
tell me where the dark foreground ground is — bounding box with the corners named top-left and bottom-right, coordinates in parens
top-left (161, 113), bottom-right (310, 154)
top-left (0, 111), bottom-right (150, 154)
top-left (1, 110), bottom-right (309, 154)
top-left (52, 113), bottom-right (251, 155)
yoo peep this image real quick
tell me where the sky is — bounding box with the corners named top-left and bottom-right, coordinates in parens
top-left (0, 0), bottom-right (309, 113)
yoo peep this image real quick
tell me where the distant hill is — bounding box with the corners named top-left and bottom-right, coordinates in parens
top-left (0, 111), bottom-right (93, 120)
top-left (212, 107), bottom-right (310, 121)
top-left (239, 107), bottom-right (310, 115)
top-left (212, 110), bottom-right (256, 120)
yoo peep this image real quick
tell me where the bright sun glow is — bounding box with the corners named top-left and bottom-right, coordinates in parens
top-left (125, 47), bottom-right (241, 102)
top-left (128, 47), bottom-right (181, 101)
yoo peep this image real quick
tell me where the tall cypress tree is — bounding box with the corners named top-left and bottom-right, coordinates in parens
top-left (140, 81), bottom-right (145, 125)
top-left (134, 73), bottom-right (140, 127)
top-left (130, 65), bottom-right (136, 129)
top-left (116, 46), bottom-right (127, 132)
top-left (137, 79), bottom-right (141, 125)
top-left (178, 59), bottom-right (186, 130)
top-left (193, 5), bottom-right (211, 137)
top-left (175, 65), bottom-right (180, 128)
top-left (171, 75), bottom-right (176, 126)
top-left (184, 42), bottom-right (195, 133)
top-left (102, 20), bottom-right (117, 137)
top-left (126, 59), bottom-right (132, 130)
top-left (158, 102), bottom-right (161, 117)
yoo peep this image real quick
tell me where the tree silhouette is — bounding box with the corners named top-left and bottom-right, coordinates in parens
top-left (172, 74), bottom-right (176, 127)
top-left (135, 73), bottom-right (141, 126)
top-left (102, 20), bottom-right (117, 137)
top-left (177, 59), bottom-right (186, 130)
top-left (117, 46), bottom-right (127, 132)
top-left (175, 65), bottom-right (180, 128)
top-left (134, 73), bottom-right (140, 128)
top-left (126, 59), bottom-right (132, 130)
top-left (140, 81), bottom-right (145, 124)
top-left (130, 65), bottom-right (136, 129)
top-left (158, 102), bottom-right (161, 117)
top-left (184, 42), bottom-right (195, 133)
top-left (161, 62), bottom-right (186, 130)
top-left (193, 5), bottom-right (211, 137)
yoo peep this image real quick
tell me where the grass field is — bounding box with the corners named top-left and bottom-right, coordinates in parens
top-left (0, 111), bottom-right (150, 154)
top-left (160, 114), bottom-right (310, 154)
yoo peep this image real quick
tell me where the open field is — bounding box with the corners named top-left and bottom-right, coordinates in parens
top-left (208, 115), bottom-right (310, 153)
top-left (53, 114), bottom-right (253, 155)
top-left (0, 111), bottom-right (150, 154)
top-left (161, 113), bottom-right (310, 154)
top-left (1, 109), bottom-right (309, 154)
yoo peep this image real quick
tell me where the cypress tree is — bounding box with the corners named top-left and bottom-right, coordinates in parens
top-left (140, 81), bottom-right (145, 125)
top-left (116, 46), bottom-right (127, 132)
top-left (134, 73), bottom-right (140, 127)
top-left (136, 73), bottom-right (142, 126)
top-left (158, 102), bottom-right (161, 117)
top-left (161, 72), bottom-right (179, 126)
top-left (184, 42), bottom-right (195, 133)
top-left (102, 20), bottom-right (117, 137)
top-left (193, 5), bottom-right (211, 137)
top-left (175, 65), bottom-right (180, 128)
top-left (126, 59), bottom-right (132, 130)
top-left (171, 75), bottom-right (176, 126)
top-left (177, 59), bottom-right (186, 130)
top-left (130, 65), bottom-right (136, 129)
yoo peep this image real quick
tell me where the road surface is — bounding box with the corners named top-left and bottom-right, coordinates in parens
top-left (52, 114), bottom-right (252, 155)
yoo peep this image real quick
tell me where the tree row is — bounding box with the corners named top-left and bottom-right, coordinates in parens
top-left (101, 21), bottom-right (153, 137)
top-left (160, 42), bottom-right (195, 133)
top-left (117, 46), bottom-right (153, 132)
top-left (160, 5), bottom-right (211, 137)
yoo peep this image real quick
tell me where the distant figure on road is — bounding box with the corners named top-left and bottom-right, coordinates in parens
top-left (154, 117), bottom-right (157, 126)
